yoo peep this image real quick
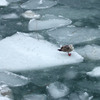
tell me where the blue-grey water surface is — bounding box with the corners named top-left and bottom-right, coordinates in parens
top-left (0, 0), bottom-right (100, 100)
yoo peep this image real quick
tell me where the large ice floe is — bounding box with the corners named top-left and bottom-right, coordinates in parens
top-left (0, 32), bottom-right (83, 71)
top-left (46, 82), bottom-right (69, 99)
top-left (0, 71), bottom-right (29, 87)
top-left (0, 0), bottom-right (9, 6)
top-left (87, 67), bottom-right (100, 77)
top-left (47, 27), bottom-right (100, 45)
top-left (76, 45), bottom-right (100, 60)
top-left (28, 18), bottom-right (72, 31)
top-left (21, 0), bottom-right (57, 10)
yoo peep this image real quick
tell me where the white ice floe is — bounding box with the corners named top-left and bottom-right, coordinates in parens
top-left (21, 0), bottom-right (57, 10)
top-left (1, 13), bottom-right (19, 19)
top-left (28, 18), bottom-right (72, 31)
top-left (23, 94), bottom-right (46, 100)
top-left (76, 45), bottom-right (100, 60)
top-left (0, 84), bottom-right (13, 99)
top-left (0, 0), bottom-right (9, 6)
top-left (0, 71), bottom-right (29, 86)
top-left (0, 97), bottom-right (11, 100)
top-left (0, 32), bottom-right (83, 71)
top-left (22, 10), bottom-right (41, 19)
top-left (47, 27), bottom-right (100, 45)
top-left (87, 67), bottom-right (100, 77)
top-left (46, 82), bottom-right (69, 99)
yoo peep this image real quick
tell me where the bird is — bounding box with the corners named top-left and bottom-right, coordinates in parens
top-left (58, 44), bottom-right (74, 56)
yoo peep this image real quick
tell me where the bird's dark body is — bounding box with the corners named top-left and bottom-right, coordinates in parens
top-left (58, 45), bottom-right (73, 52)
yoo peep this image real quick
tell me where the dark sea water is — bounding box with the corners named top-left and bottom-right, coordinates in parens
top-left (0, 0), bottom-right (100, 100)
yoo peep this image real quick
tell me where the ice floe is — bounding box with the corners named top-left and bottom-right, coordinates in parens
top-left (38, 6), bottom-right (99, 20)
top-left (0, 32), bottom-right (83, 71)
top-left (1, 13), bottom-right (19, 19)
top-left (0, 84), bottom-right (13, 100)
top-left (46, 82), bottom-right (69, 99)
top-left (22, 10), bottom-right (41, 19)
top-left (0, 71), bottom-right (29, 87)
top-left (28, 18), bottom-right (72, 31)
top-left (69, 92), bottom-right (93, 100)
top-left (21, 0), bottom-right (57, 10)
top-left (23, 94), bottom-right (46, 100)
top-left (0, 97), bottom-right (11, 100)
top-left (87, 67), bottom-right (100, 77)
top-left (6, 0), bottom-right (20, 3)
top-left (0, 0), bottom-right (9, 6)
top-left (79, 92), bottom-right (93, 100)
top-left (47, 27), bottom-right (100, 45)
top-left (58, 0), bottom-right (100, 9)
top-left (76, 45), bottom-right (100, 60)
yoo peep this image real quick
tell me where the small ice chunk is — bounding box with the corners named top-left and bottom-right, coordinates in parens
top-left (0, 0), bottom-right (9, 6)
top-left (76, 45), bottom-right (100, 60)
top-left (0, 32), bottom-right (83, 71)
top-left (87, 67), bottom-right (100, 77)
top-left (28, 18), bottom-right (72, 31)
top-left (23, 94), bottom-right (46, 100)
top-left (79, 92), bottom-right (93, 100)
top-left (47, 27), bottom-right (100, 45)
top-left (69, 92), bottom-right (93, 100)
top-left (46, 82), bottom-right (69, 99)
top-left (22, 10), bottom-right (41, 19)
top-left (0, 84), bottom-right (13, 99)
top-left (21, 0), bottom-right (57, 10)
top-left (0, 71), bottom-right (29, 87)
top-left (1, 13), bottom-right (19, 19)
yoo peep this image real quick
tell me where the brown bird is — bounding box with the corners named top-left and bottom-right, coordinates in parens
top-left (58, 44), bottom-right (74, 56)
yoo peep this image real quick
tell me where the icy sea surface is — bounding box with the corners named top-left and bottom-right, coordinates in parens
top-left (0, 0), bottom-right (100, 100)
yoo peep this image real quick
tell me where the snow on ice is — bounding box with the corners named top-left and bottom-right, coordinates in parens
top-left (0, 32), bottom-right (83, 71)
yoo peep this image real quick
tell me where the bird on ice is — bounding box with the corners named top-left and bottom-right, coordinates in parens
top-left (58, 44), bottom-right (74, 56)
